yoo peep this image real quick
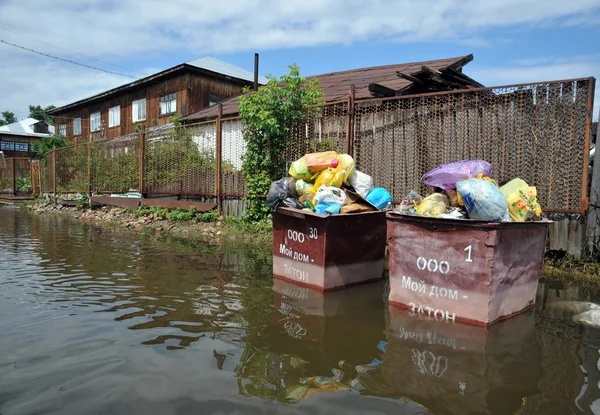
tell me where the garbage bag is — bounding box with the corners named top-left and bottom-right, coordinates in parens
top-left (423, 160), bottom-right (493, 191)
top-left (415, 193), bottom-right (449, 216)
top-left (337, 154), bottom-right (356, 183)
top-left (311, 167), bottom-right (345, 192)
top-left (348, 170), bottom-right (374, 199)
top-left (289, 157), bottom-right (312, 181)
top-left (500, 178), bottom-right (543, 222)
top-left (265, 178), bottom-right (303, 210)
top-left (366, 188), bottom-right (393, 210)
top-left (313, 186), bottom-right (347, 206)
top-left (305, 151), bottom-right (339, 173)
top-left (446, 189), bottom-right (460, 207)
top-left (315, 202), bottom-right (342, 214)
top-left (457, 178), bottom-right (511, 222)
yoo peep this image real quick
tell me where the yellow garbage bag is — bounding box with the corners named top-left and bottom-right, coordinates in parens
top-left (500, 178), bottom-right (543, 222)
top-left (337, 154), bottom-right (356, 183)
top-left (289, 156), bottom-right (312, 181)
top-left (415, 193), bottom-right (449, 216)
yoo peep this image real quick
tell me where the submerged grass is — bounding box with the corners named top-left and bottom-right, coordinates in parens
top-left (541, 256), bottom-right (600, 291)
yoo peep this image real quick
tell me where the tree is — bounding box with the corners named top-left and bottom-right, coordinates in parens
top-left (0, 111), bottom-right (16, 126)
top-left (32, 134), bottom-right (71, 160)
top-left (238, 64), bottom-right (324, 221)
top-left (28, 104), bottom-right (56, 125)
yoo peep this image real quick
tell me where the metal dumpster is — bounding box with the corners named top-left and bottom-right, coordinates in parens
top-left (386, 213), bottom-right (550, 326)
top-left (272, 207), bottom-right (387, 291)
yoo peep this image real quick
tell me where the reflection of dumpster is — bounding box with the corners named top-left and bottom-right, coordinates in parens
top-left (386, 214), bottom-right (550, 325)
top-left (356, 307), bottom-right (542, 415)
top-left (272, 208), bottom-right (386, 291)
top-left (270, 278), bottom-right (386, 367)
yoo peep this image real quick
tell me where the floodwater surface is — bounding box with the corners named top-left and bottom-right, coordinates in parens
top-left (1, 207), bottom-right (600, 415)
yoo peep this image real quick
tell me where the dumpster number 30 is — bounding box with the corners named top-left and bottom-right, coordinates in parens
top-left (287, 228), bottom-right (318, 243)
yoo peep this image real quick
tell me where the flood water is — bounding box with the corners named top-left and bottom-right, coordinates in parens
top-left (1, 208), bottom-right (600, 415)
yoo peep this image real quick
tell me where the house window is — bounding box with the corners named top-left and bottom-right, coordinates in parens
top-left (208, 94), bottom-right (224, 106)
top-left (132, 98), bottom-right (146, 122)
top-left (160, 93), bottom-right (176, 116)
top-left (109, 106), bottom-right (120, 127)
top-left (73, 117), bottom-right (81, 135)
top-left (90, 112), bottom-right (101, 132)
top-left (14, 142), bottom-right (28, 152)
top-left (0, 141), bottom-right (15, 151)
top-left (59, 124), bottom-right (67, 136)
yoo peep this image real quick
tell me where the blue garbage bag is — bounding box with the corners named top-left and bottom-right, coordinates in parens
top-left (456, 179), bottom-right (511, 222)
top-left (366, 188), bottom-right (393, 210)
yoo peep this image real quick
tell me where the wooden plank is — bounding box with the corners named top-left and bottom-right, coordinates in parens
top-left (92, 196), bottom-right (141, 210)
top-left (141, 198), bottom-right (216, 212)
top-left (567, 217), bottom-right (584, 259)
top-left (587, 117), bottom-right (600, 252)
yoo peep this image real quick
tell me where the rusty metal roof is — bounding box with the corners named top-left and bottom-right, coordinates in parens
top-left (182, 54), bottom-right (475, 122)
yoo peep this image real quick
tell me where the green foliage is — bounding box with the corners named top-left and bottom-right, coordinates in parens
top-left (32, 134), bottom-right (71, 160)
top-left (135, 206), bottom-right (219, 223)
top-left (239, 64), bottom-right (324, 222)
top-left (28, 105), bottom-right (56, 125)
top-left (15, 177), bottom-right (32, 192)
top-left (0, 111), bottom-right (16, 126)
top-left (76, 193), bottom-right (89, 209)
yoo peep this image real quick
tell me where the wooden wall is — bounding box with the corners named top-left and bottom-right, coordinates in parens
top-left (0, 134), bottom-right (41, 158)
top-left (52, 70), bottom-right (252, 144)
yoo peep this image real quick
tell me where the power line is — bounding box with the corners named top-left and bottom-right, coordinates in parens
top-left (0, 39), bottom-right (138, 79)
top-left (0, 27), bottom-right (145, 77)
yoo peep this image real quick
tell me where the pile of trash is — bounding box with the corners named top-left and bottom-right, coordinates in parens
top-left (265, 151), bottom-right (392, 214)
top-left (394, 159), bottom-right (543, 222)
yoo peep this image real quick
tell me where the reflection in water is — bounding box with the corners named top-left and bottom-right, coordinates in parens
top-left (1, 207), bottom-right (600, 414)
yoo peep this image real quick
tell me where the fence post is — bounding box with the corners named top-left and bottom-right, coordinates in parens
top-left (216, 104), bottom-right (223, 215)
top-left (87, 135), bottom-right (92, 195)
top-left (346, 85), bottom-right (355, 156)
top-left (52, 146), bottom-right (56, 198)
top-left (139, 128), bottom-right (146, 198)
top-left (11, 158), bottom-right (16, 196)
top-left (30, 161), bottom-right (36, 197)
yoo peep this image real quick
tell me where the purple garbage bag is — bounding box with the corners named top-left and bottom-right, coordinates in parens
top-left (422, 160), bottom-right (493, 191)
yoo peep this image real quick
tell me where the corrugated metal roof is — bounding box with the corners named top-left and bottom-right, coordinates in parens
top-left (187, 56), bottom-right (267, 85)
top-left (0, 118), bottom-right (52, 137)
top-left (182, 55), bottom-right (474, 122)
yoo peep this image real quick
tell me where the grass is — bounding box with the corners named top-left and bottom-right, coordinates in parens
top-left (541, 256), bottom-right (600, 290)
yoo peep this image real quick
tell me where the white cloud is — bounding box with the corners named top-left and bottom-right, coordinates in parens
top-left (467, 55), bottom-right (600, 120)
top-left (0, 0), bottom-right (598, 119)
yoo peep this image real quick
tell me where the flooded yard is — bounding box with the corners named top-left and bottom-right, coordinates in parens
top-left (1, 207), bottom-right (599, 414)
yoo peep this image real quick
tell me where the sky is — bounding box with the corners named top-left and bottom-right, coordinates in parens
top-left (0, 0), bottom-right (599, 121)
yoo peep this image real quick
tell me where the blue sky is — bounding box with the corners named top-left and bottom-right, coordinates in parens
top-left (0, 0), bottom-right (599, 119)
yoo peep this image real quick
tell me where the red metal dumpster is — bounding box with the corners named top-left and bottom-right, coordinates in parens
top-left (386, 213), bottom-right (550, 326)
top-left (272, 208), bottom-right (387, 291)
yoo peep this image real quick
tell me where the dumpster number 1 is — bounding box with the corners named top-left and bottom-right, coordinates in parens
top-left (464, 245), bottom-right (473, 263)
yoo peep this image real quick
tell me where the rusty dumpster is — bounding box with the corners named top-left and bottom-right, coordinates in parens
top-left (272, 207), bottom-right (387, 291)
top-left (386, 213), bottom-right (550, 326)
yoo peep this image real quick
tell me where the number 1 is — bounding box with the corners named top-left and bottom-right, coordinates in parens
top-left (464, 245), bottom-right (473, 262)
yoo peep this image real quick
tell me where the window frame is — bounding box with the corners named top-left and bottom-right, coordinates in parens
top-left (159, 92), bottom-right (177, 116)
top-left (58, 124), bottom-right (67, 136)
top-left (90, 111), bottom-right (101, 132)
top-left (73, 117), bottom-right (82, 136)
top-left (109, 105), bottom-right (120, 128)
top-left (14, 142), bottom-right (28, 152)
top-left (132, 98), bottom-right (146, 123)
top-left (0, 141), bottom-right (15, 151)
top-left (208, 94), bottom-right (224, 107)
